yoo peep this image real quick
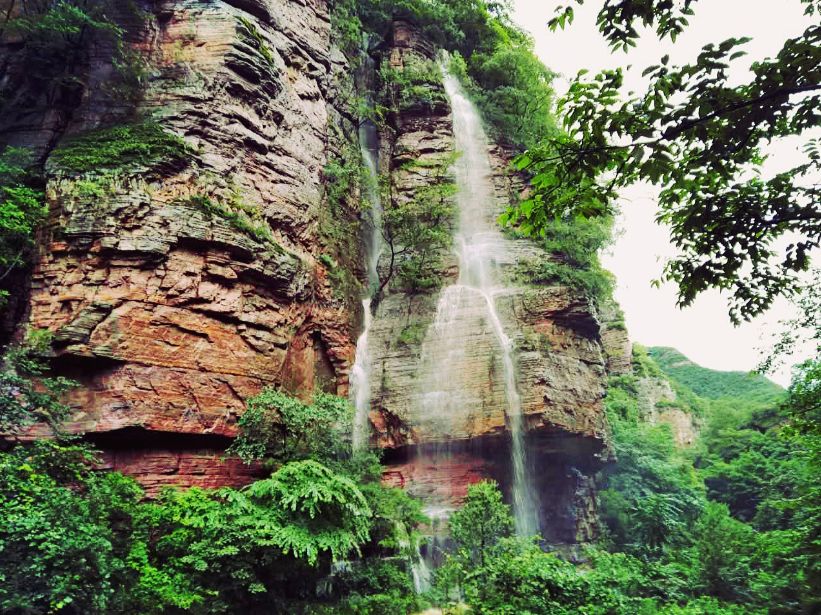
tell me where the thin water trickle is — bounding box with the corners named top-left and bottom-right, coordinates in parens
top-left (351, 118), bottom-right (384, 451)
top-left (412, 64), bottom-right (540, 536)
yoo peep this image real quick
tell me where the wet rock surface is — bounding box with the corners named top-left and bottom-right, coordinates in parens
top-left (365, 24), bottom-right (610, 543)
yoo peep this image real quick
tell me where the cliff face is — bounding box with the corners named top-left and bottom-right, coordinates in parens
top-left (2, 0), bottom-right (361, 493)
top-left (365, 24), bottom-right (609, 543)
top-left (5, 5), bottom-right (612, 540)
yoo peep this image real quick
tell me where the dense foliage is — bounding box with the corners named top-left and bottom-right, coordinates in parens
top-left (0, 329), bottom-right (75, 433)
top-left (507, 0), bottom-right (821, 322)
top-left (425, 351), bottom-right (820, 614)
top-left (381, 152), bottom-right (457, 293)
top-left (0, 148), bottom-right (46, 312)
top-left (333, 0), bottom-right (557, 149)
top-left (0, 360), bottom-right (427, 613)
top-left (512, 214), bottom-right (615, 304)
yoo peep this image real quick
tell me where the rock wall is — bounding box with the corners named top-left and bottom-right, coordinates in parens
top-left (3, 6), bottom-right (628, 544)
top-left (366, 23), bottom-right (609, 543)
top-left (2, 0), bottom-right (362, 490)
top-left (636, 375), bottom-right (698, 447)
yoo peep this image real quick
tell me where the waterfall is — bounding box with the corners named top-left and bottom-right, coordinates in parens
top-left (412, 64), bottom-right (540, 536)
top-left (350, 117), bottom-right (383, 451)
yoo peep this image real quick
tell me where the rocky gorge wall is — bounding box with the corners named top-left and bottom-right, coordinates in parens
top-left (1, 0), bottom-right (363, 493)
top-left (4, 3), bottom-right (620, 542)
top-left (363, 24), bottom-right (612, 543)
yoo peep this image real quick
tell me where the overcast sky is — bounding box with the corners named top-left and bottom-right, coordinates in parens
top-left (510, 0), bottom-right (816, 386)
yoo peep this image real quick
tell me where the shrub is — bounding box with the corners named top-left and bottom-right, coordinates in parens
top-left (48, 122), bottom-right (191, 175)
top-left (513, 215), bottom-right (615, 305)
top-left (228, 389), bottom-right (353, 466)
top-left (0, 147), bottom-right (46, 309)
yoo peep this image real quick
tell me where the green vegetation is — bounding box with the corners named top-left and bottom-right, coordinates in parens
top-left (228, 389), bottom-right (353, 466)
top-left (649, 347), bottom-right (785, 406)
top-left (319, 127), bottom-right (366, 304)
top-left (1, 2), bottom-right (819, 613)
top-left (332, 0), bottom-right (556, 149)
top-left (237, 16), bottom-right (276, 68)
top-left (380, 56), bottom-right (448, 113)
top-left (48, 122), bottom-right (190, 176)
top-left (448, 38), bottom-right (557, 150)
top-left (397, 322), bottom-right (426, 347)
top-left (382, 153), bottom-right (457, 293)
top-left (513, 215), bottom-right (615, 305)
top-left (0, 369), bottom-right (430, 613)
top-left (507, 0), bottom-right (821, 322)
top-left (419, 348), bottom-right (819, 613)
top-left (0, 147), bottom-right (47, 310)
top-left (1, 0), bottom-right (149, 105)
top-left (184, 193), bottom-right (281, 248)
top-left (0, 328), bottom-right (76, 434)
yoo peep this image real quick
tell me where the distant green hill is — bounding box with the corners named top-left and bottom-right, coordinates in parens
top-left (647, 347), bottom-right (784, 406)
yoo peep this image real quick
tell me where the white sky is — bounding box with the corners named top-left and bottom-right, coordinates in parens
top-left (510, 0), bottom-right (817, 386)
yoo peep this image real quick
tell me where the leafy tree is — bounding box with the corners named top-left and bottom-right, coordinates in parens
top-left (137, 461), bottom-right (373, 612)
top-left (381, 152), bottom-right (457, 294)
top-left (228, 389), bottom-right (353, 466)
top-left (0, 147), bottom-right (46, 311)
top-left (759, 269), bottom-right (820, 374)
top-left (690, 502), bottom-right (757, 601)
top-left (449, 34), bottom-right (557, 150)
top-left (507, 0), bottom-right (821, 322)
top-left (0, 328), bottom-right (76, 434)
top-left (448, 480), bottom-right (514, 568)
top-left (460, 537), bottom-right (590, 615)
top-left (599, 378), bottom-right (704, 556)
top-left (0, 440), bottom-right (147, 614)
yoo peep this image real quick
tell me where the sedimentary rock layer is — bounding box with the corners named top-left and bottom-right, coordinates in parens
top-left (3, 0), bottom-right (359, 490)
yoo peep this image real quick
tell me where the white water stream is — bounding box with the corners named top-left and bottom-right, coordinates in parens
top-left (350, 119), bottom-right (383, 451)
top-left (350, 63), bottom-right (540, 585)
top-left (420, 67), bottom-right (539, 536)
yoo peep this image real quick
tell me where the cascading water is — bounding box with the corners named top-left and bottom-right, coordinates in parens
top-left (412, 64), bottom-right (540, 536)
top-left (350, 116), bottom-right (383, 451)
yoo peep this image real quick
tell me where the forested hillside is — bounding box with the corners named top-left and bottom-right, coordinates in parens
top-left (649, 347), bottom-right (785, 406)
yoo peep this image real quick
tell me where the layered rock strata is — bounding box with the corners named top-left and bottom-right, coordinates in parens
top-left (2, 0), bottom-right (361, 490)
top-left (4, 4), bottom-right (620, 544)
top-left (366, 23), bottom-right (609, 543)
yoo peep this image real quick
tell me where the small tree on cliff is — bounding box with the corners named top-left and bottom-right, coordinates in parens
top-left (228, 389), bottom-right (353, 466)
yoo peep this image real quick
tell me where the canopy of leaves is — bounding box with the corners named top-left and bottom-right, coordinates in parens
top-left (0, 382), bottom-right (428, 613)
top-left (0, 440), bottom-right (147, 614)
top-left (507, 0), bottom-right (821, 322)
